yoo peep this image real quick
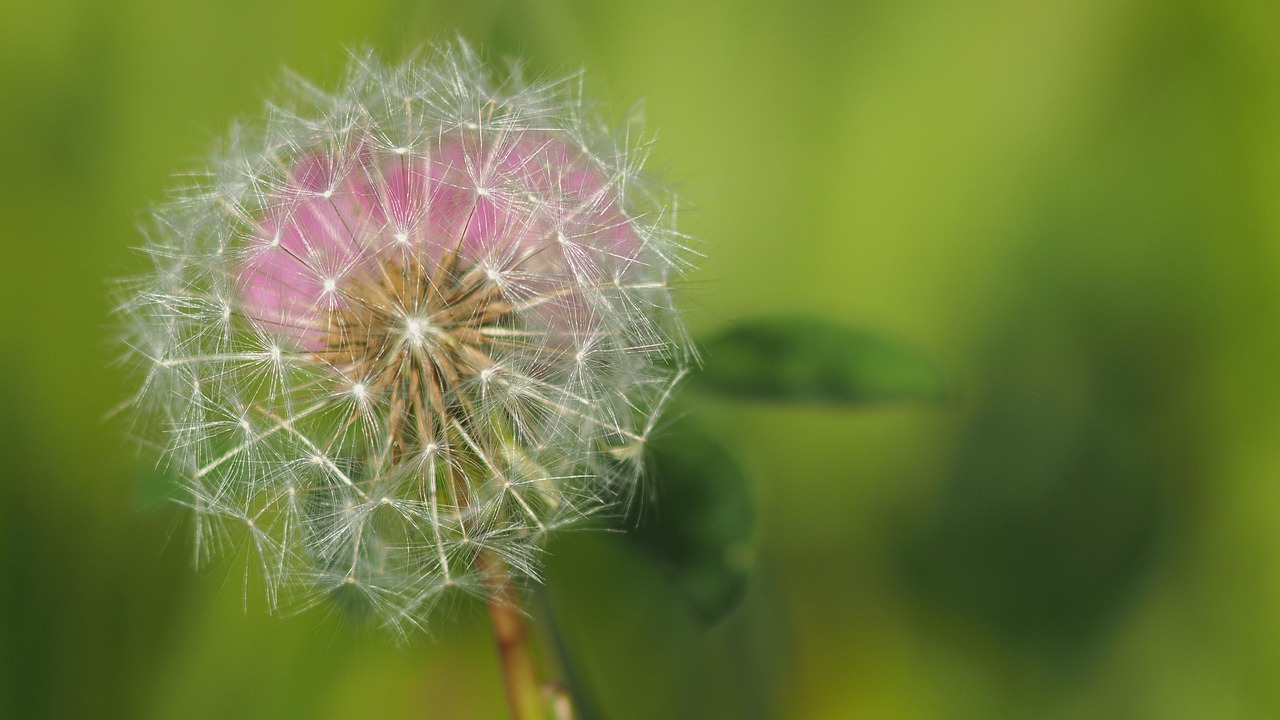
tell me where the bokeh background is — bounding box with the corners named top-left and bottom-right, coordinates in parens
top-left (4, 0), bottom-right (1280, 718)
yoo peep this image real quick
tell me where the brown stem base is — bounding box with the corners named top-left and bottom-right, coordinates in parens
top-left (480, 552), bottom-right (547, 720)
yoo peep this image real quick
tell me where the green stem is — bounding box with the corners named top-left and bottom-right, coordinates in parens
top-left (480, 552), bottom-right (547, 720)
top-left (533, 585), bottom-right (595, 720)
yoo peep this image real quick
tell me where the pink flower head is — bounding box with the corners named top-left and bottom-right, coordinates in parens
top-left (120, 46), bottom-right (690, 634)
top-left (239, 132), bottom-right (642, 353)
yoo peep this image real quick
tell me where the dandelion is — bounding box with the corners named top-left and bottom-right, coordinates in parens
top-left (114, 43), bottom-right (692, 715)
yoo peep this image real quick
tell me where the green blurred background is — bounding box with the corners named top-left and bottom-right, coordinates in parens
top-left (4, 0), bottom-right (1280, 717)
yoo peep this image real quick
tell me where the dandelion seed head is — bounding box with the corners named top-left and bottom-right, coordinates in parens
top-left (113, 42), bottom-right (693, 635)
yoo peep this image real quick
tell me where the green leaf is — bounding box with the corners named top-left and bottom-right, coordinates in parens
top-left (627, 420), bottom-right (754, 624)
top-left (692, 316), bottom-right (947, 404)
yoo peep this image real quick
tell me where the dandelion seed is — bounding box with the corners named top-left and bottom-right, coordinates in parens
top-left (113, 43), bottom-right (693, 635)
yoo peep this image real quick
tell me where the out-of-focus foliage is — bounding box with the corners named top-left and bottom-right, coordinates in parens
top-left (630, 418), bottom-right (754, 623)
top-left (693, 317), bottom-right (947, 404)
top-left (4, 1), bottom-right (1280, 719)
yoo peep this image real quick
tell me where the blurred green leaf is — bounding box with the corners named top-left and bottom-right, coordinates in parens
top-left (627, 421), bottom-right (754, 624)
top-left (691, 317), bottom-right (947, 404)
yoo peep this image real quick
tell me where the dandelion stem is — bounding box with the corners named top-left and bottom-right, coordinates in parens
top-left (480, 551), bottom-right (548, 720)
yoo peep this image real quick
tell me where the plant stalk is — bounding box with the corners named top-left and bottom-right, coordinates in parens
top-left (480, 551), bottom-right (547, 720)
